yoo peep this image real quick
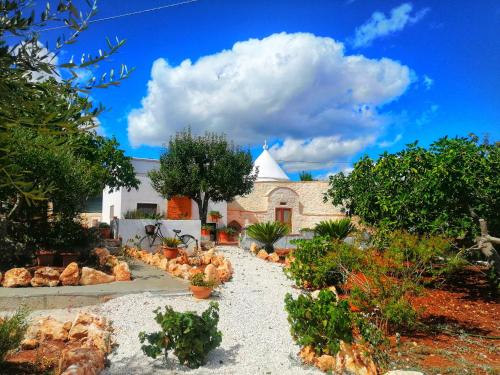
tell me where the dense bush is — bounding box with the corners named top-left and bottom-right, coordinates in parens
top-left (314, 219), bottom-right (355, 240)
top-left (246, 221), bottom-right (290, 252)
top-left (325, 135), bottom-right (500, 240)
top-left (285, 237), bottom-right (363, 289)
top-left (0, 308), bottom-right (29, 363)
top-left (285, 290), bottom-right (353, 355)
top-left (139, 302), bottom-right (222, 369)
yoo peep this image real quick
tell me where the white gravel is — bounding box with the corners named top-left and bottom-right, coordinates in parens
top-left (94, 246), bottom-right (320, 375)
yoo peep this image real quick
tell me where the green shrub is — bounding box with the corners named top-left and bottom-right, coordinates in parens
top-left (285, 237), bottom-right (364, 289)
top-left (139, 302), bottom-right (222, 369)
top-left (190, 273), bottom-right (217, 288)
top-left (314, 219), bottom-right (355, 240)
top-left (246, 221), bottom-right (290, 252)
top-left (124, 210), bottom-right (163, 220)
top-left (0, 308), bottom-right (29, 363)
top-left (284, 290), bottom-right (353, 355)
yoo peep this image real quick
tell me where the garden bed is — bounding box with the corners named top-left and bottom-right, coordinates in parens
top-left (386, 266), bottom-right (500, 374)
top-left (0, 248), bottom-right (131, 288)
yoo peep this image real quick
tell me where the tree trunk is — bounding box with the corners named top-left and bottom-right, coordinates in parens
top-left (477, 219), bottom-right (500, 278)
top-left (196, 193), bottom-right (210, 226)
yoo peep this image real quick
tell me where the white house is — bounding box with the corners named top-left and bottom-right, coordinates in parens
top-left (101, 158), bottom-right (227, 225)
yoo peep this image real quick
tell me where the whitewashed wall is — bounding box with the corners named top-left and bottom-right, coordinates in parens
top-left (191, 200), bottom-right (228, 226)
top-left (121, 174), bottom-right (165, 216)
top-left (117, 219), bottom-right (201, 253)
top-left (102, 188), bottom-right (122, 224)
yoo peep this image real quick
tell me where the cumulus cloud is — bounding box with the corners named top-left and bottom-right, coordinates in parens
top-left (269, 135), bottom-right (374, 171)
top-left (128, 32), bottom-right (412, 153)
top-left (422, 74), bottom-right (434, 90)
top-left (351, 3), bottom-right (429, 48)
top-left (416, 104), bottom-right (439, 126)
top-left (378, 133), bottom-right (403, 148)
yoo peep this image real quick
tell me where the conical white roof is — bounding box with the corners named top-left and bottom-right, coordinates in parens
top-left (253, 142), bottom-right (290, 182)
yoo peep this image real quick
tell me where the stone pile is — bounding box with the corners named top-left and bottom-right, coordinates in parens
top-left (299, 342), bottom-right (377, 374)
top-left (250, 243), bottom-right (290, 265)
top-left (127, 247), bottom-right (233, 283)
top-left (0, 248), bottom-right (131, 288)
top-left (5, 312), bottom-right (113, 374)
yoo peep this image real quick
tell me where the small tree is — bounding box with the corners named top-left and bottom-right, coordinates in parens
top-left (299, 171), bottom-right (314, 181)
top-left (150, 130), bottom-right (257, 225)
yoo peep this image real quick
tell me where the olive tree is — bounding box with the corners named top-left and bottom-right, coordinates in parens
top-left (150, 130), bottom-right (257, 225)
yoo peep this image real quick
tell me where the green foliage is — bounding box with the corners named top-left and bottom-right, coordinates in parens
top-left (246, 221), bottom-right (290, 252)
top-left (208, 210), bottom-right (222, 218)
top-left (0, 0), bottom-right (133, 202)
top-left (299, 171), bottom-right (314, 181)
top-left (190, 273), bottom-right (217, 288)
top-left (0, 307), bottom-right (29, 363)
top-left (99, 222), bottom-right (111, 229)
top-left (285, 237), bottom-right (363, 289)
top-left (124, 210), bottom-right (163, 220)
top-left (314, 219), bottom-right (355, 240)
top-left (161, 237), bottom-right (181, 248)
top-left (149, 129), bottom-right (257, 225)
top-left (139, 302), bottom-right (222, 369)
top-left (325, 135), bottom-right (500, 240)
top-left (217, 226), bottom-right (237, 235)
top-left (284, 290), bottom-right (353, 355)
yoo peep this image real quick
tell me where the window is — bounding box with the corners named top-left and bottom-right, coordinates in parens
top-left (137, 203), bottom-right (158, 216)
top-left (275, 207), bottom-right (292, 229)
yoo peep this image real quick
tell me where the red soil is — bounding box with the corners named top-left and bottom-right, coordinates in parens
top-left (387, 266), bottom-right (500, 374)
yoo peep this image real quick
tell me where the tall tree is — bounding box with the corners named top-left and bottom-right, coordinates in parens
top-left (150, 129), bottom-right (257, 225)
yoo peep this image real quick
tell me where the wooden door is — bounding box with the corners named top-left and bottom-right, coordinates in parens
top-left (275, 208), bottom-right (292, 228)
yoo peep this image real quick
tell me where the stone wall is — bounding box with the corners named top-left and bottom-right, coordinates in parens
top-left (228, 181), bottom-right (343, 233)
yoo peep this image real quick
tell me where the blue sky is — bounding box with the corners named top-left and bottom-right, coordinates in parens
top-left (43, 0), bottom-right (499, 180)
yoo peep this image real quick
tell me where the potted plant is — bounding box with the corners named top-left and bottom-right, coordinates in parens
top-left (35, 249), bottom-right (56, 266)
top-left (201, 224), bottom-right (212, 237)
top-left (161, 237), bottom-right (182, 259)
top-left (189, 273), bottom-right (217, 299)
top-left (217, 226), bottom-right (237, 243)
top-left (98, 222), bottom-right (111, 239)
top-left (208, 210), bottom-right (222, 222)
top-left (60, 251), bottom-right (79, 267)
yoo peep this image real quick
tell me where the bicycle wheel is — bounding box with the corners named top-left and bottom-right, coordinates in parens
top-left (137, 235), bottom-right (151, 250)
top-left (180, 234), bottom-right (198, 253)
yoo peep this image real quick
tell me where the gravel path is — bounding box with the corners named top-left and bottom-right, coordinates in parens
top-left (95, 246), bottom-right (319, 375)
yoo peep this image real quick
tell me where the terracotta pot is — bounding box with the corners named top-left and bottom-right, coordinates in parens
top-left (189, 285), bottom-right (213, 299)
top-left (61, 253), bottom-right (79, 267)
top-left (209, 215), bottom-right (220, 222)
top-left (201, 228), bottom-right (211, 237)
top-left (36, 251), bottom-right (55, 266)
top-left (162, 246), bottom-right (179, 259)
top-left (217, 231), bottom-right (232, 243)
top-left (99, 227), bottom-right (111, 239)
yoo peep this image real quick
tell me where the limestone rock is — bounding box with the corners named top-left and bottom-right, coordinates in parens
top-left (204, 264), bottom-right (219, 283)
top-left (316, 355), bottom-right (336, 372)
top-left (93, 247), bottom-right (110, 266)
top-left (268, 252), bottom-right (280, 263)
top-left (256, 249), bottom-right (269, 260)
top-left (79, 267), bottom-right (115, 285)
top-left (30, 267), bottom-right (60, 287)
top-left (58, 347), bottom-right (105, 375)
top-left (216, 260), bottom-right (233, 282)
top-left (340, 341), bottom-right (377, 375)
top-left (68, 313), bottom-right (107, 342)
top-left (159, 258), bottom-right (169, 271)
top-left (20, 338), bottom-right (39, 350)
top-left (250, 242), bottom-right (260, 254)
top-left (210, 255), bottom-right (225, 267)
top-left (201, 249), bottom-right (215, 265)
top-left (112, 262), bottom-right (131, 281)
top-left (36, 316), bottom-right (70, 341)
top-left (60, 262), bottom-right (80, 286)
top-left (2, 268), bottom-right (31, 287)
top-left (189, 267), bottom-right (203, 279)
top-left (179, 264), bottom-right (191, 279)
top-left (299, 346), bottom-right (316, 365)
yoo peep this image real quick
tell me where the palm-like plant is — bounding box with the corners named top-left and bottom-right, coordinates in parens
top-left (314, 219), bottom-right (355, 240)
top-left (246, 222), bottom-right (290, 252)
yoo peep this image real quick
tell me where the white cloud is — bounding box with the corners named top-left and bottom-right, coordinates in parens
top-left (351, 3), bottom-right (429, 48)
top-left (269, 135), bottom-right (374, 171)
top-left (378, 133), bottom-right (403, 148)
top-left (128, 32), bottom-right (412, 165)
top-left (416, 104), bottom-right (439, 126)
top-left (422, 74), bottom-right (434, 90)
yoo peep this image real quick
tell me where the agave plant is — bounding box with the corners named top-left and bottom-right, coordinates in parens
top-left (246, 222), bottom-right (290, 252)
top-left (314, 219), bottom-right (355, 240)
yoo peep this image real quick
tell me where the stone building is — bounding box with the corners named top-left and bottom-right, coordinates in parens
top-left (227, 144), bottom-right (343, 234)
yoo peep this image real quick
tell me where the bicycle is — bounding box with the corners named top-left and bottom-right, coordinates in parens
top-left (138, 222), bottom-right (198, 253)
